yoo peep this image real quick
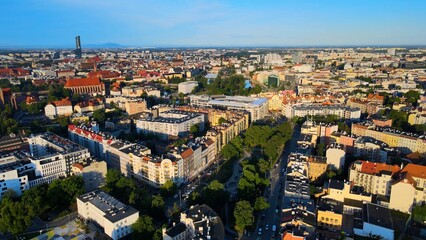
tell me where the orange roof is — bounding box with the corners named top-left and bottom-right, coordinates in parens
top-left (52, 98), bottom-right (72, 107)
top-left (282, 232), bottom-right (304, 240)
top-left (359, 160), bottom-right (400, 175)
top-left (180, 148), bottom-right (193, 159)
top-left (401, 163), bottom-right (426, 179)
top-left (205, 138), bottom-right (214, 146)
top-left (87, 56), bottom-right (101, 63)
top-left (88, 70), bottom-right (120, 79)
top-left (367, 93), bottom-right (384, 101)
top-left (72, 163), bottom-right (84, 171)
top-left (64, 77), bottom-right (101, 87)
top-left (26, 96), bottom-right (38, 104)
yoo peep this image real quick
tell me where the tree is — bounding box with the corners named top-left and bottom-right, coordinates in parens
top-left (106, 169), bottom-right (121, 189)
top-left (234, 200), bottom-right (254, 232)
top-left (237, 177), bottom-right (256, 200)
top-left (56, 116), bottom-right (70, 128)
top-left (93, 109), bottom-right (106, 124)
top-left (131, 215), bottom-right (155, 240)
top-left (254, 197), bottom-right (270, 211)
top-left (218, 117), bottom-right (227, 125)
top-left (151, 195), bottom-right (165, 218)
top-left (190, 124), bottom-right (199, 135)
top-left (47, 176), bottom-right (84, 210)
top-left (316, 142), bottom-right (326, 157)
top-left (160, 180), bottom-right (177, 197)
top-left (203, 180), bottom-right (229, 211)
top-left (404, 90), bottom-right (420, 106)
top-left (0, 197), bottom-right (33, 236)
top-left (221, 143), bottom-right (240, 160)
top-left (257, 158), bottom-right (270, 175)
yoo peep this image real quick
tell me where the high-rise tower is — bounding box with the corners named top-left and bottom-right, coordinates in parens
top-left (75, 36), bottom-right (82, 59)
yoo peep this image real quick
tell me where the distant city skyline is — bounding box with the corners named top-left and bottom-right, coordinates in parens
top-left (1, 0), bottom-right (426, 48)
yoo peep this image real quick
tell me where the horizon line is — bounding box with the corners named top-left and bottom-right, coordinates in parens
top-left (1, 43), bottom-right (426, 51)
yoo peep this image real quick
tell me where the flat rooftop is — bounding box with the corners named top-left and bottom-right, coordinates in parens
top-left (78, 190), bottom-right (139, 223)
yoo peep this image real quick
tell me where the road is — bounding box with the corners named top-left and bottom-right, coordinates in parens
top-left (244, 123), bottom-right (301, 240)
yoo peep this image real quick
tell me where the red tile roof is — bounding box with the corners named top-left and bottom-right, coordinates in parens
top-left (51, 98), bottom-right (72, 107)
top-left (400, 163), bottom-right (426, 179)
top-left (180, 148), bottom-right (193, 159)
top-left (72, 163), bottom-right (84, 171)
top-left (88, 70), bottom-right (120, 79)
top-left (64, 77), bottom-right (101, 87)
top-left (87, 56), bottom-right (101, 63)
top-left (359, 160), bottom-right (400, 175)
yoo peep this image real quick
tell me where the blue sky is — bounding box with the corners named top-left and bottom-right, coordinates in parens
top-left (1, 0), bottom-right (426, 48)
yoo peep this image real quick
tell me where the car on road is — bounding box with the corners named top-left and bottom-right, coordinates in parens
top-left (272, 225), bottom-right (276, 232)
top-left (275, 208), bottom-right (280, 214)
top-left (265, 224), bottom-right (269, 231)
top-left (257, 227), bottom-right (262, 235)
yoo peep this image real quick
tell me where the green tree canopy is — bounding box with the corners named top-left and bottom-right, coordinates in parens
top-left (254, 197), bottom-right (270, 211)
top-left (160, 180), bottom-right (177, 197)
top-left (190, 124), bottom-right (199, 134)
top-left (234, 200), bottom-right (254, 232)
top-left (93, 109), bottom-right (106, 124)
top-left (131, 215), bottom-right (156, 240)
top-left (202, 180), bottom-right (229, 212)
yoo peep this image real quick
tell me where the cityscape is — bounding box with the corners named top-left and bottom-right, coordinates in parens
top-left (1, 1), bottom-right (426, 240)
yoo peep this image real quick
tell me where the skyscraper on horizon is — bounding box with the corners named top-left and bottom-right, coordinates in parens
top-left (74, 36), bottom-right (82, 59)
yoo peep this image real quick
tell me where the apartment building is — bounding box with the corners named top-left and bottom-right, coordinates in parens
top-left (349, 160), bottom-right (400, 196)
top-left (206, 114), bottom-right (249, 152)
top-left (163, 204), bottom-right (225, 240)
top-left (285, 104), bottom-right (361, 121)
top-left (170, 138), bottom-right (217, 182)
top-left (74, 99), bottom-right (104, 114)
top-left (408, 113), bottom-right (426, 125)
top-left (77, 190), bottom-right (139, 240)
top-left (353, 203), bottom-right (394, 240)
top-left (389, 164), bottom-right (426, 213)
top-left (71, 160), bottom-right (107, 191)
top-left (326, 143), bottom-right (346, 170)
top-left (68, 124), bottom-right (216, 187)
top-left (285, 153), bottom-right (310, 199)
top-left (1, 132), bottom-right (91, 199)
top-left (352, 122), bottom-right (426, 154)
top-left (68, 123), bottom-right (115, 159)
top-left (323, 180), bottom-right (372, 206)
top-left (124, 98), bottom-right (147, 115)
top-left (28, 132), bottom-right (90, 177)
top-left (189, 95), bottom-right (268, 122)
top-left (354, 137), bottom-right (388, 163)
top-left (44, 98), bottom-right (73, 119)
top-left (0, 152), bottom-right (32, 200)
top-left (316, 198), bottom-right (344, 231)
top-left (136, 110), bottom-right (205, 140)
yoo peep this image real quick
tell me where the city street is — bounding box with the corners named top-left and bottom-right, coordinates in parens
top-left (244, 123), bottom-right (301, 240)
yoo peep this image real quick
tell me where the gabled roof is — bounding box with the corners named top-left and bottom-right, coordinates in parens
top-left (64, 77), bottom-right (101, 87)
top-left (400, 163), bottom-right (426, 180)
top-left (358, 160), bottom-right (400, 176)
top-left (180, 148), bottom-right (193, 159)
top-left (51, 98), bottom-right (72, 107)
